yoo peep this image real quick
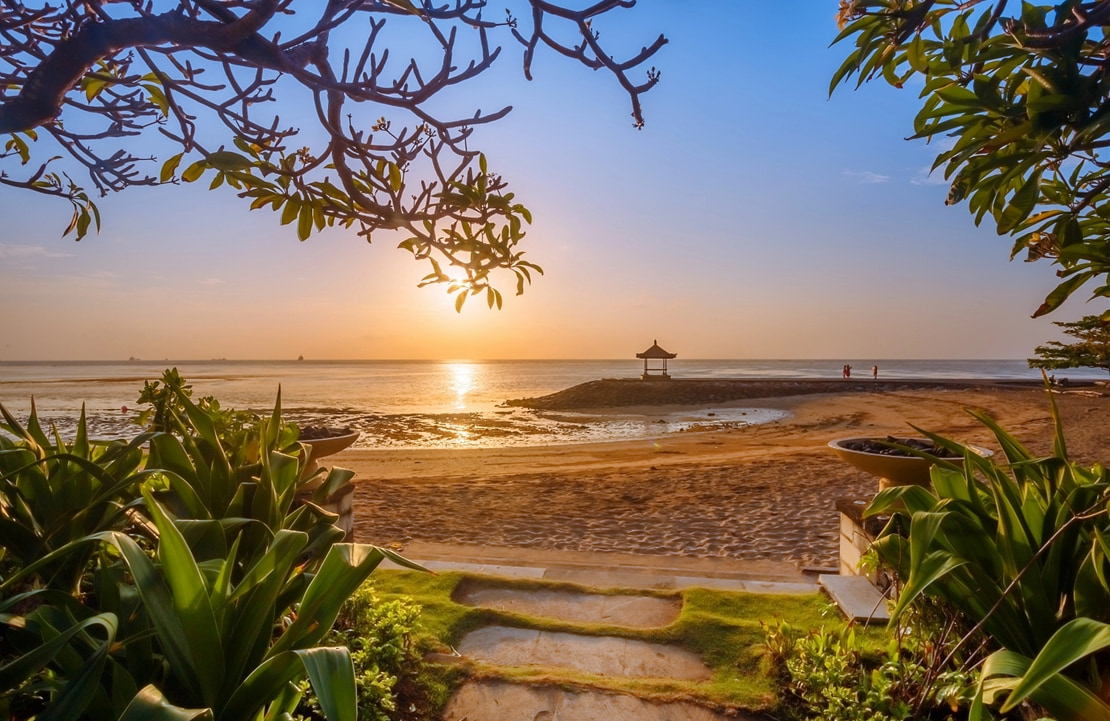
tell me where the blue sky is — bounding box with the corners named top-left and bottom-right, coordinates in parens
top-left (2, 2), bottom-right (1104, 361)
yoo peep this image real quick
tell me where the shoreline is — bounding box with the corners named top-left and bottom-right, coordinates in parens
top-left (338, 383), bottom-right (1110, 568)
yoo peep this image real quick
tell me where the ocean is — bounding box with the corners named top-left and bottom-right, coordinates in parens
top-left (0, 359), bottom-right (1099, 449)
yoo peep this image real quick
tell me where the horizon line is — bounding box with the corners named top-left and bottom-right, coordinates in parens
top-left (0, 357), bottom-right (1043, 364)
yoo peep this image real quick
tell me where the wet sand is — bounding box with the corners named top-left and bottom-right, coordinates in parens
top-left (335, 382), bottom-right (1110, 568)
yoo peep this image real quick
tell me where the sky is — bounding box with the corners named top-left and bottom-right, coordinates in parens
top-left (2, 2), bottom-right (1107, 362)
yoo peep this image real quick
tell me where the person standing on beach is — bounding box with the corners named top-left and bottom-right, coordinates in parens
top-left (842, 364), bottom-right (848, 378)
top-left (846, 364), bottom-right (852, 378)
top-left (872, 365), bottom-right (878, 379)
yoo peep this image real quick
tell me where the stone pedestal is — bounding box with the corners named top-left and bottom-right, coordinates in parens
top-left (298, 481), bottom-right (356, 539)
top-left (835, 498), bottom-right (888, 580)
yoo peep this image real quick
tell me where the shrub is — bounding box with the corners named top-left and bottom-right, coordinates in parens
top-left (295, 584), bottom-right (425, 721)
top-left (764, 620), bottom-right (975, 721)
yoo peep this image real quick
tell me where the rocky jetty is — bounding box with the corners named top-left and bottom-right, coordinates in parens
top-left (504, 378), bottom-right (999, 410)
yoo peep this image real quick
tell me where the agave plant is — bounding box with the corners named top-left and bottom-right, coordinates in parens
top-left (142, 384), bottom-right (347, 564)
top-left (0, 373), bottom-right (423, 720)
top-left (866, 394), bottom-right (1110, 720)
top-left (0, 400), bottom-right (152, 593)
top-left (2, 494), bottom-right (412, 720)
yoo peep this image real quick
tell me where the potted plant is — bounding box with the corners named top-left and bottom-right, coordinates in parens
top-left (829, 435), bottom-right (992, 489)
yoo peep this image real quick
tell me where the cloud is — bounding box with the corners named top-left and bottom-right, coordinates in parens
top-left (0, 243), bottom-right (71, 260)
top-left (910, 166), bottom-right (950, 186)
top-left (842, 170), bottom-right (890, 184)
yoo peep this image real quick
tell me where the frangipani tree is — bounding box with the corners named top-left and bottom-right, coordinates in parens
top-left (0, 0), bottom-right (664, 308)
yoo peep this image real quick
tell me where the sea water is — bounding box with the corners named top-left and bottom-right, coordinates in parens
top-left (0, 359), bottom-right (1098, 449)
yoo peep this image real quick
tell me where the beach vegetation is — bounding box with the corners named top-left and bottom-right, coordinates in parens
top-left (0, 2), bottom-right (664, 307)
top-left (864, 394), bottom-right (1110, 719)
top-left (763, 617), bottom-right (976, 721)
top-left (0, 401), bottom-right (150, 593)
top-left (294, 585), bottom-right (426, 721)
top-left (833, 2), bottom-right (1110, 318)
top-left (0, 376), bottom-right (420, 721)
top-left (1029, 315), bottom-right (1110, 376)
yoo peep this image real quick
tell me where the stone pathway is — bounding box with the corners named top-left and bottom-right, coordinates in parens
top-left (443, 680), bottom-right (753, 721)
top-left (440, 583), bottom-right (766, 721)
top-left (457, 626), bottom-right (712, 680)
top-left (454, 580), bottom-right (682, 627)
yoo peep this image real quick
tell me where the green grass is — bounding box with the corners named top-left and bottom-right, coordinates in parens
top-left (365, 569), bottom-right (876, 716)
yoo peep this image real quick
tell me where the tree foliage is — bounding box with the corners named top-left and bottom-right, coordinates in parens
top-left (833, 1), bottom-right (1110, 317)
top-left (1029, 313), bottom-right (1110, 374)
top-left (0, 1), bottom-right (665, 307)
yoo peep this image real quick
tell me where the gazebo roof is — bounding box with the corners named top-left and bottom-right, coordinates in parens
top-left (636, 340), bottom-right (676, 359)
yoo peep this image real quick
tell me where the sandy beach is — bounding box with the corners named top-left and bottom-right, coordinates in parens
top-left (336, 382), bottom-right (1110, 568)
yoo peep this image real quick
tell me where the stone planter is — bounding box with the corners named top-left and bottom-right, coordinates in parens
top-left (298, 428), bottom-right (359, 489)
top-left (295, 428), bottom-right (360, 539)
top-left (828, 436), bottom-right (992, 490)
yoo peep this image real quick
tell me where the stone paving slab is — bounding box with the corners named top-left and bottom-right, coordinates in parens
top-left (416, 560), bottom-right (546, 579)
top-left (442, 680), bottom-right (757, 721)
top-left (457, 625), bottom-right (712, 680)
top-left (379, 542), bottom-right (820, 594)
top-left (402, 542), bottom-right (811, 581)
top-left (675, 576), bottom-right (820, 595)
top-left (819, 574), bottom-right (891, 624)
top-left (455, 581), bottom-right (682, 627)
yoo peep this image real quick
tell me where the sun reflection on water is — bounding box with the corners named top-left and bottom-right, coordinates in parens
top-left (447, 362), bottom-right (475, 410)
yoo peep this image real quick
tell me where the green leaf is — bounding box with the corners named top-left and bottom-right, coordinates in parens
top-left (1001, 618), bottom-right (1110, 713)
top-left (141, 492), bottom-right (226, 709)
top-left (0, 611), bottom-right (118, 720)
top-left (267, 544), bottom-right (390, 657)
top-left (110, 534), bottom-right (209, 707)
top-left (181, 160), bottom-right (207, 184)
top-left (161, 153), bottom-right (184, 182)
top-left (218, 652), bottom-right (303, 721)
top-left (222, 530), bottom-right (308, 691)
top-left (144, 85), bottom-right (170, 116)
top-left (297, 203), bottom-right (313, 240)
top-left (1033, 273), bottom-right (1092, 317)
top-left (300, 647), bottom-right (356, 721)
top-left (84, 76), bottom-right (109, 102)
top-left (76, 207), bottom-right (91, 239)
top-left (1057, 216), bottom-right (1081, 248)
top-left (118, 686), bottom-right (213, 721)
top-left (281, 197), bottom-right (300, 226)
top-left (206, 152), bottom-right (253, 172)
top-left (997, 174), bottom-right (1040, 234)
top-left (981, 650), bottom-right (1110, 721)
top-left (382, 0), bottom-right (422, 16)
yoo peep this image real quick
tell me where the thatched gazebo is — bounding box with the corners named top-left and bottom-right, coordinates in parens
top-left (636, 340), bottom-right (676, 380)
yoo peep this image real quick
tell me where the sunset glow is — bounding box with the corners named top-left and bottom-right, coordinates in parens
top-left (1, 5), bottom-right (1106, 362)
